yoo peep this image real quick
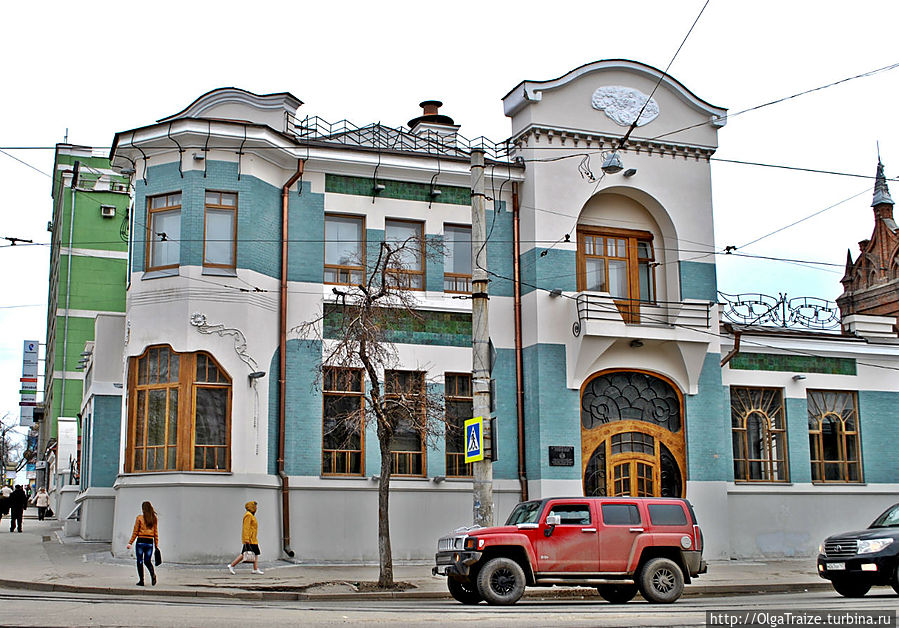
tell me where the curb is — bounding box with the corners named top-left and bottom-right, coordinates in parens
top-left (0, 577), bottom-right (831, 602)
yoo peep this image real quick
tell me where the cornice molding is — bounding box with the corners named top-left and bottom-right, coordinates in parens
top-left (511, 125), bottom-right (716, 160)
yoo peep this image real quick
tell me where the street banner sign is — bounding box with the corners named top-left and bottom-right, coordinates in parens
top-left (464, 416), bottom-right (484, 463)
top-left (20, 374), bottom-right (38, 426)
top-left (22, 340), bottom-right (39, 377)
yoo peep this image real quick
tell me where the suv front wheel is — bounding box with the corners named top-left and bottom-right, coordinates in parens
top-left (831, 579), bottom-right (870, 598)
top-left (638, 557), bottom-right (684, 604)
top-left (476, 557), bottom-right (526, 605)
top-left (447, 577), bottom-right (482, 605)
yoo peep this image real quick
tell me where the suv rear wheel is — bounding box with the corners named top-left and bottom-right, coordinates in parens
top-left (638, 557), bottom-right (684, 604)
top-left (447, 578), bottom-right (482, 605)
top-left (892, 564), bottom-right (899, 596)
top-left (596, 584), bottom-right (638, 604)
top-left (476, 557), bottom-right (526, 605)
top-left (831, 579), bottom-right (870, 598)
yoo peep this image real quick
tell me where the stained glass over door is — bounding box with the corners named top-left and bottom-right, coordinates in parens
top-left (581, 371), bottom-right (685, 498)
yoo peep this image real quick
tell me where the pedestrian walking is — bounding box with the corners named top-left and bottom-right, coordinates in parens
top-left (0, 484), bottom-right (10, 528)
top-left (126, 501), bottom-right (159, 587)
top-left (32, 488), bottom-right (50, 521)
top-left (8, 486), bottom-right (27, 532)
top-left (227, 501), bottom-right (263, 574)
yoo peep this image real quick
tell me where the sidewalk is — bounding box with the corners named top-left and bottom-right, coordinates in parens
top-left (0, 517), bottom-right (830, 601)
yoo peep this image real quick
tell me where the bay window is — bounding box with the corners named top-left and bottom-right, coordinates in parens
top-left (127, 346), bottom-right (231, 472)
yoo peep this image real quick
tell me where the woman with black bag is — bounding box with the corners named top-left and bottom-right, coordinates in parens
top-left (126, 501), bottom-right (159, 586)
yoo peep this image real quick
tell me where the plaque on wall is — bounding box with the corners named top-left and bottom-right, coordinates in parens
top-left (549, 446), bottom-right (574, 467)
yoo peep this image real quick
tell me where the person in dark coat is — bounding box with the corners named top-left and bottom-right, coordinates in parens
top-left (9, 485), bottom-right (27, 532)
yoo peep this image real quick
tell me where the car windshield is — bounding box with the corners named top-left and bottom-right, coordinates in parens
top-left (505, 501), bottom-right (543, 525)
top-left (870, 504), bottom-right (899, 528)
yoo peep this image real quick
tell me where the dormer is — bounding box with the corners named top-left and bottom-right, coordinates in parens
top-left (157, 87), bottom-right (303, 134)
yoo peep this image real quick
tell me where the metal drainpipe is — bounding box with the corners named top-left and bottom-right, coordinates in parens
top-left (60, 161), bottom-right (80, 440)
top-left (512, 182), bottom-right (527, 502)
top-left (278, 160), bottom-right (303, 559)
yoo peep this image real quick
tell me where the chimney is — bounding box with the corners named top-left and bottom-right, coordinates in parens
top-left (407, 100), bottom-right (460, 147)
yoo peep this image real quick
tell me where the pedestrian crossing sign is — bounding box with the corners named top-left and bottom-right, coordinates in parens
top-left (464, 416), bottom-right (484, 463)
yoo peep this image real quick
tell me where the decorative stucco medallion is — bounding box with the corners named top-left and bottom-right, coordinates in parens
top-left (591, 86), bottom-right (660, 127)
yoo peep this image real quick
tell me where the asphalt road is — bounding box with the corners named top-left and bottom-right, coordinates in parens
top-left (5, 587), bottom-right (898, 627)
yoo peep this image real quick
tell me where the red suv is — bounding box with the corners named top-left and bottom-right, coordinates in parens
top-left (433, 496), bottom-right (706, 605)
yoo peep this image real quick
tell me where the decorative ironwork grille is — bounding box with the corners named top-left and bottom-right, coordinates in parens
top-left (718, 292), bottom-right (841, 330)
top-left (581, 372), bottom-right (681, 432)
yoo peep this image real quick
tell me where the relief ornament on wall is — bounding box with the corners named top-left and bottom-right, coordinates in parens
top-left (591, 86), bottom-right (660, 127)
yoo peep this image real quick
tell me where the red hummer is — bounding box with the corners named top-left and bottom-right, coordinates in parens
top-left (433, 496), bottom-right (706, 605)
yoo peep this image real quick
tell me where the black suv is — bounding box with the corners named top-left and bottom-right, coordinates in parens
top-left (817, 502), bottom-right (899, 597)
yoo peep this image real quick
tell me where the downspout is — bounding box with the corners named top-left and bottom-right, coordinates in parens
top-left (720, 324), bottom-right (741, 367)
top-left (278, 160), bottom-right (303, 559)
top-left (512, 182), bottom-right (527, 502)
top-left (60, 161), bottom-right (80, 444)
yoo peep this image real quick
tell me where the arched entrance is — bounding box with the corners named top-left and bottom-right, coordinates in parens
top-left (581, 370), bottom-right (685, 497)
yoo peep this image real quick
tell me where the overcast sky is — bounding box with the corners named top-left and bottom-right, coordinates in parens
top-left (1, 1), bottom-right (897, 435)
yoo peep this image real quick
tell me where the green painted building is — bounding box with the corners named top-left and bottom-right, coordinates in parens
top-left (41, 145), bottom-right (129, 467)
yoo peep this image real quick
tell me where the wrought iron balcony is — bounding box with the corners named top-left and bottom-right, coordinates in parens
top-left (573, 293), bottom-right (714, 337)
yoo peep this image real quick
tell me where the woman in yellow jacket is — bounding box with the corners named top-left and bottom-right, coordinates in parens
top-left (126, 501), bottom-right (159, 586)
top-left (227, 501), bottom-right (263, 574)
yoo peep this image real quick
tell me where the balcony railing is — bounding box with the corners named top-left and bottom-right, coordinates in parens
top-left (288, 114), bottom-right (514, 163)
top-left (573, 293), bottom-right (713, 336)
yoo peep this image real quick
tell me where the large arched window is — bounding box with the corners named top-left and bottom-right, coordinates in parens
top-left (126, 346), bottom-right (231, 473)
top-left (730, 387), bottom-right (788, 482)
top-left (807, 390), bottom-right (862, 483)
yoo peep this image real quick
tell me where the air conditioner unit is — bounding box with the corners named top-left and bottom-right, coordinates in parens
top-left (100, 205), bottom-right (116, 218)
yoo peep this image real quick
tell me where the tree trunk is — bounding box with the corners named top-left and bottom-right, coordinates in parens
top-left (377, 433), bottom-right (393, 587)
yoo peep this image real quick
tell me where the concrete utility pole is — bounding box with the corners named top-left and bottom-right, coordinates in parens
top-left (470, 148), bottom-right (494, 527)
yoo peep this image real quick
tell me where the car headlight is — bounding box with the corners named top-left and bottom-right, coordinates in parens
top-left (454, 537), bottom-right (464, 550)
top-left (818, 543), bottom-right (825, 555)
top-left (858, 538), bottom-right (893, 554)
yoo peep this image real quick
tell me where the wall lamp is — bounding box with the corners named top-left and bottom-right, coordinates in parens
top-left (120, 167), bottom-right (135, 175)
top-left (792, 374), bottom-right (807, 381)
top-left (248, 371), bottom-right (266, 383)
top-left (549, 288), bottom-right (563, 298)
top-left (432, 476), bottom-right (446, 484)
top-left (80, 351), bottom-right (92, 357)
top-left (373, 183), bottom-right (385, 194)
top-left (623, 168), bottom-right (638, 177)
top-left (601, 152), bottom-right (624, 175)
top-left (629, 339), bottom-right (644, 348)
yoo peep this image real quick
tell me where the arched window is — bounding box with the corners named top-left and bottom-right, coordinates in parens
top-left (730, 387), bottom-right (788, 482)
top-left (807, 390), bottom-right (862, 483)
top-left (127, 346), bottom-right (231, 472)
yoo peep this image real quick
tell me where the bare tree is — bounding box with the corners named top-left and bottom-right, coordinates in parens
top-left (0, 413), bottom-right (23, 474)
top-left (293, 236), bottom-right (448, 587)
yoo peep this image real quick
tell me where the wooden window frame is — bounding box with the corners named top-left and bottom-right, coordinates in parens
top-left (324, 213), bottom-right (366, 286)
top-left (202, 191), bottom-right (238, 271)
top-left (385, 369), bottom-right (426, 476)
top-left (192, 353), bottom-right (232, 471)
top-left (321, 366), bottom-right (365, 476)
top-left (385, 219), bottom-right (425, 291)
top-left (444, 372), bottom-right (473, 478)
top-left (576, 226), bottom-right (656, 323)
top-left (443, 224), bottom-right (472, 294)
top-left (126, 345), bottom-right (231, 473)
top-left (146, 192), bottom-right (182, 272)
top-left (807, 390), bottom-right (862, 484)
top-left (730, 386), bottom-right (789, 483)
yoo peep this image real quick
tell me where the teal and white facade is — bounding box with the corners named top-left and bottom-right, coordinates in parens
top-left (104, 60), bottom-right (899, 563)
